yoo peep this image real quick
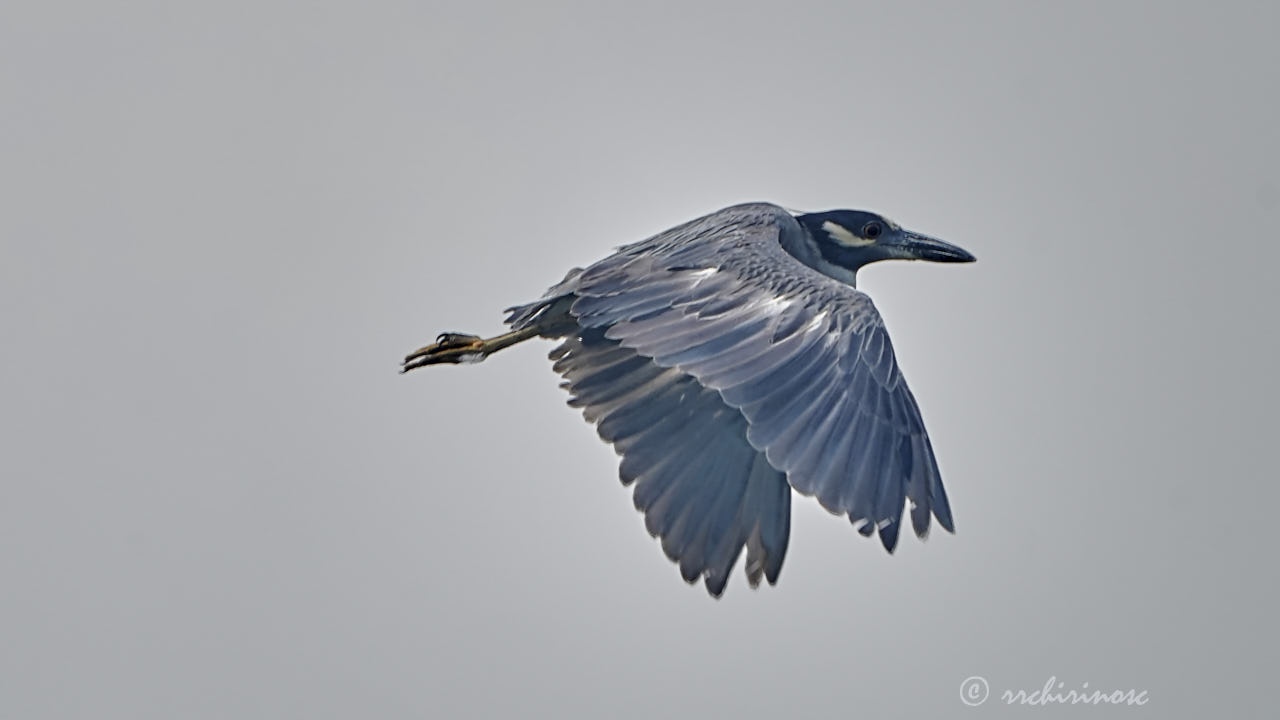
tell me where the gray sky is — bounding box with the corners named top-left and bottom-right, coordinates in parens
top-left (2, 1), bottom-right (1277, 717)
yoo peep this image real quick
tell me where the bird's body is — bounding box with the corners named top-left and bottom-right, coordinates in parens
top-left (403, 202), bottom-right (974, 596)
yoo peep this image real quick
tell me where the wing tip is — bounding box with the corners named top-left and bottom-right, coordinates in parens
top-left (878, 519), bottom-right (902, 553)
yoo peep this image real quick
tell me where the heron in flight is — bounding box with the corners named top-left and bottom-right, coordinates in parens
top-left (402, 203), bottom-right (974, 596)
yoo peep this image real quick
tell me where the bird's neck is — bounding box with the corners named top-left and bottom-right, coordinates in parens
top-left (780, 223), bottom-right (860, 288)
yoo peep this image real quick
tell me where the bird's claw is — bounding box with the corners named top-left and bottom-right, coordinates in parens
top-left (435, 332), bottom-right (482, 347)
top-left (400, 332), bottom-right (485, 372)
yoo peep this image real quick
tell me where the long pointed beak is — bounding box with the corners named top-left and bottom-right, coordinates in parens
top-left (899, 231), bottom-right (976, 263)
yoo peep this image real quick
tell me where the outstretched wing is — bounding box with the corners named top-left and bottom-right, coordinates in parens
top-left (563, 203), bottom-right (954, 551)
top-left (550, 329), bottom-right (790, 596)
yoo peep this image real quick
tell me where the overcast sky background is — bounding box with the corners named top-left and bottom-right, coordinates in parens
top-left (3, 1), bottom-right (1278, 717)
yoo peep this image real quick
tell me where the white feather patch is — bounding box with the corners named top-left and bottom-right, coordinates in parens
top-left (822, 220), bottom-right (874, 247)
top-left (761, 294), bottom-right (795, 313)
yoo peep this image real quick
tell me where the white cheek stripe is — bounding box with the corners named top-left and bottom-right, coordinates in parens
top-left (822, 220), bottom-right (874, 247)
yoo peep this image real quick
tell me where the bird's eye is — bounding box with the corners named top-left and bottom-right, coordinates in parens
top-left (863, 222), bottom-right (883, 240)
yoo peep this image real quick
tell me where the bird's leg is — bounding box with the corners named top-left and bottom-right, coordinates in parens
top-left (400, 327), bottom-right (539, 373)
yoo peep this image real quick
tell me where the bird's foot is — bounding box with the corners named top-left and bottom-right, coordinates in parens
top-left (400, 332), bottom-right (486, 372)
top-left (400, 327), bottom-right (539, 373)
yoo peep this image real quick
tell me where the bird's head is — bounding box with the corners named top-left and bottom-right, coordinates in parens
top-left (794, 210), bottom-right (975, 283)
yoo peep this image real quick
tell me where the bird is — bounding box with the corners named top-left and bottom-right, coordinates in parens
top-left (401, 202), bottom-right (974, 596)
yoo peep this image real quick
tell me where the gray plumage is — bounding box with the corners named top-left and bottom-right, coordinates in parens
top-left (405, 202), bottom-right (974, 597)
